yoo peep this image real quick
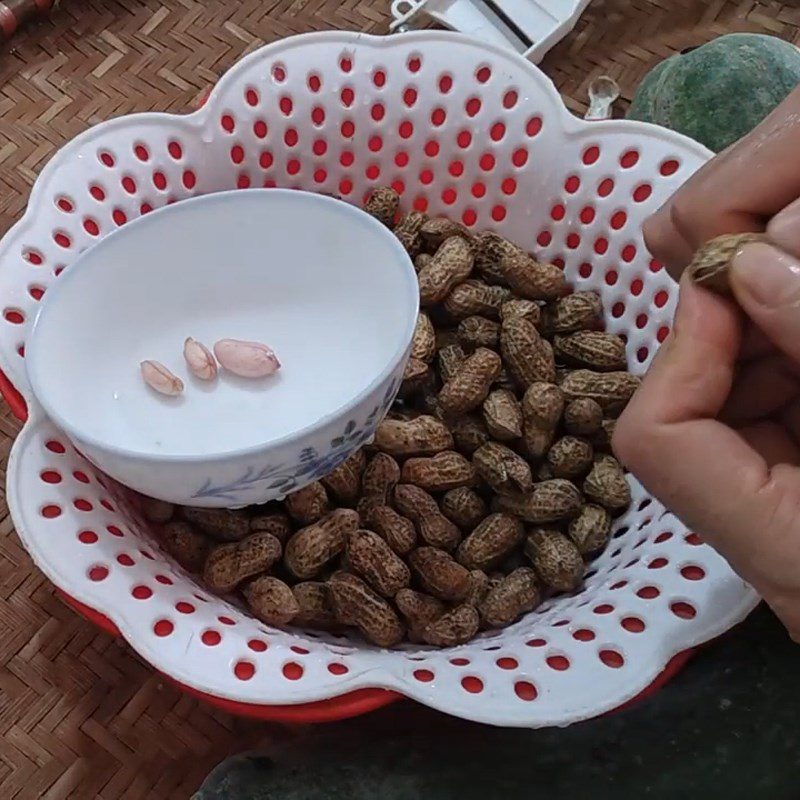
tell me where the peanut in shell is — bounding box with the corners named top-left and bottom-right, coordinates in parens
top-left (363, 504), bottom-right (417, 556)
top-left (553, 331), bottom-right (628, 372)
top-left (463, 569), bottom-right (491, 607)
top-left (401, 450), bottom-right (476, 492)
top-left (583, 455), bottom-right (631, 509)
top-left (560, 369), bottom-right (640, 415)
top-left (249, 511), bottom-right (293, 544)
top-left (420, 217), bottom-right (473, 250)
top-left (483, 388), bottom-right (523, 441)
top-left (457, 315), bottom-right (500, 350)
top-left (400, 357), bottom-right (431, 395)
top-left (418, 236), bottom-right (475, 305)
top-left (346, 529), bottom-right (410, 597)
top-left (363, 186), bottom-right (399, 228)
top-left (542, 291), bottom-right (602, 334)
top-left (243, 576), bottom-right (299, 626)
top-left (500, 298), bottom-right (542, 327)
top-left (422, 604), bottom-right (480, 647)
top-left (415, 253), bottom-right (432, 273)
top-left (450, 414), bottom-right (491, 455)
top-left (394, 484), bottom-right (461, 551)
top-left (480, 567), bottom-right (540, 628)
top-left (284, 481), bottom-right (332, 525)
top-left (160, 520), bottom-right (210, 572)
top-left (181, 507), bottom-right (250, 541)
top-left (521, 381), bottom-right (564, 458)
top-left (444, 279), bottom-right (511, 319)
top-left (328, 572), bottom-right (406, 647)
top-left (320, 448), bottom-right (366, 505)
top-left (493, 479), bottom-right (582, 523)
top-left (438, 347), bottom-right (502, 415)
top-left (292, 581), bottom-right (339, 629)
top-left (438, 343), bottom-right (466, 383)
top-left (284, 508), bottom-right (359, 579)
top-left (393, 210), bottom-right (427, 256)
top-left (395, 588), bottom-right (445, 641)
top-left (473, 230), bottom-right (519, 285)
top-left (440, 487), bottom-right (488, 530)
top-left (568, 504), bottom-right (612, 554)
top-left (522, 382), bottom-right (564, 428)
top-left (411, 312), bottom-right (437, 363)
top-left (524, 528), bottom-right (583, 591)
top-left (374, 415), bottom-right (454, 457)
top-left (686, 232), bottom-right (766, 295)
top-left (456, 512), bottom-right (525, 571)
top-left (501, 316), bottom-right (556, 387)
top-left (361, 452), bottom-right (401, 504)
top-left (408, 546), bottom-right (471, 602)
top-left (563, 397), bottom-right (603, 436)
top-left (547, 436), bottom-right (594, 479)
top-left (499, 252), bottom-right (566, 300)
top-left (473, 442), bottom-right (533, 496)
top-left (203, 532), bottom-right (282, 593)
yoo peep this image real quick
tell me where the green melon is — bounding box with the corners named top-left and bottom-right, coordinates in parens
top-left (627, 33), bottom-right (800, 152)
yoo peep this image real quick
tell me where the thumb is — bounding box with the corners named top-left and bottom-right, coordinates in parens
top-left (730, 242), bottom-right (800, 362)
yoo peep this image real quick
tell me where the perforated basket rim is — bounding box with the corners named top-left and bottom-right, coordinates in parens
top-left (2, 30), bottom-right (760, 728)
top-left (0, 28), bottom-right (718, 404)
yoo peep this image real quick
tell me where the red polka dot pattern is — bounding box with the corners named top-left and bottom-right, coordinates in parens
top-left (234, 661), bottom-right (255, 681)
top-left (283, 662), bottom-right (304, 680)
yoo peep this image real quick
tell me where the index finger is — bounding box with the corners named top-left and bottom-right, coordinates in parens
top-left (643, 85), bottom-right (800, 278)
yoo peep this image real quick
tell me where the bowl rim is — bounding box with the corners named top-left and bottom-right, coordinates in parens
top-left (25, 187), bottom-right (420, 463)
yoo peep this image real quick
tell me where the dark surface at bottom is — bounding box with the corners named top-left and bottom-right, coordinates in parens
top-left (196, 603), bottom-right (800, 799)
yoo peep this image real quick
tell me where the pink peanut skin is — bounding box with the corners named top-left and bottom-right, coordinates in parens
top-left (183, 337), bottom-right (218, 381)
top-left (213, 339), bottom-right (281, 378)
top-left (140, 360), bottom-right (184, 396)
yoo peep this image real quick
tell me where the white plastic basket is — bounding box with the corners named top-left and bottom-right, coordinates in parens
top-left (0, 30), bottom-right (758, 728)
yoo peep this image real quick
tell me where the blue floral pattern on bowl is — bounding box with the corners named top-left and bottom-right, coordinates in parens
top-left (192, 376), bottom-right (400, 503)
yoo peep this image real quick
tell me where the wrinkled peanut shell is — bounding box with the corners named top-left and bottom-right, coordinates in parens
top-left (686, 232), bottom-right (766, 295)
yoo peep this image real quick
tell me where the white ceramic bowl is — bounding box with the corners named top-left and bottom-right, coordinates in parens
top-left (26, 189), bottom-right (419, 506)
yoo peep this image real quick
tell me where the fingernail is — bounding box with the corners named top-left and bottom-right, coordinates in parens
top-left (731, 242), bottom-right (800, 308)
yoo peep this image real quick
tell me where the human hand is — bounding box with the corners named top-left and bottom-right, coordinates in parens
top-left (613, 86), bottom-right (800, 639)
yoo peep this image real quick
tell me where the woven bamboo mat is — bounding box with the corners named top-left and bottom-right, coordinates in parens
top-left (1, 1), bottom-right (799, 797)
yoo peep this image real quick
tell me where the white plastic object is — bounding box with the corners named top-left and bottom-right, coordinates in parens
top-left (24, 190), bottom-right (418, 507)
top-left (390, 0), bottom-right (591, 63)
top-left (0, 30), bottom-right (758, 727)
top-left (585, 75), bottom-right (620, 121)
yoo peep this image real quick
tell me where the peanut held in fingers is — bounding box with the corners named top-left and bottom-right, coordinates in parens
top-left (686, 232), bottom-right (767, 296)
top-left (140, 360), bottom-right (184, 396)
top-left (214, 339), bottom-right (281, 378)
top-left (183, 337), bottom-right (218, 380)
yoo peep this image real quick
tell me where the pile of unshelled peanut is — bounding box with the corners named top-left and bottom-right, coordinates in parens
top-left (143, 186), bottom-right (640, 648)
